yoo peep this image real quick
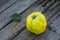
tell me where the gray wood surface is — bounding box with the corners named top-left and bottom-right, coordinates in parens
top-left (0, 9), bottom-right (31, 40)
top-left (0, 0), bottom-right (18, 13)
top-left (12, 1), bottom-right (51, 40)
top-left (35, 30), bottom-right (60, 40)
top-left (35, 14), bottom-right (60, 40)
top-left (13, 2), bottom-right (60, 40)
top-left (50, 16), bottom-right (60, 34)
top-left (0, 1), bottom-right (44, 40)
top-left (12, 3), bottom-right (41, 40)
top-left (0, 0), bottom-right (37, 29)
top-left (43, 2), bottom-right (60, 20)
top-left (48, 2), bottom-right (60, 10)
top-left (0, 0), bottom-right (37, 40)
top-left (13, 29), bottom-right (37, 40)
top-left (0, 0), bottom-right (60, 40)
top-left (34, 2), bottom-right (60, 40)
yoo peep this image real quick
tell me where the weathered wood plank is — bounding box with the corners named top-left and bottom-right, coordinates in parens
top-left (35, 12), bottom-right (60, 40)
top-left (0, 1), bottom-right (59, 40)
top-left (50, 16), bottom-right (60, 34)
top-left (13, 2), bottom-right (60, 40)
top-left (43, 2), bottom-right (60, 19)
top-left (39, 1), bottom-right (55, 19)
top-left (47, 4), bottom-right (60, 20)
top-left (12, 1), bottom-right (56, 40)
top-left (0, 1), bottom-right (39, 40)
top-left (35, 30), bottom-right (60, 40)
top-left (47, 12), bottom-right (60, 25)
top-left (13, 29), bottom-right (37, 40)
top-left (5, 1), bottom-right (47, 40)
top-left (49, 2), bottom-right (60, 11)
top-left (0, 0), bottom-right (18, 13)
top-left (0, 0), bottom-right (37, 29)
top-left (35, 15), bottom-right (60, 40)
top-left (34, 2), bottom-right (60, 40)
top-left (0, 9), bottom-right (31, 40)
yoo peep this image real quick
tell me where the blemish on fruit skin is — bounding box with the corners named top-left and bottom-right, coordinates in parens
top-left (32, 16), bottom-right (36, 19)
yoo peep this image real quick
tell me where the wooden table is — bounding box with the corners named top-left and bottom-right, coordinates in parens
top-left (0, 0), bottom-right (60, 40)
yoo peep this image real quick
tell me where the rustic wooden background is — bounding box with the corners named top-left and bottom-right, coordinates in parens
top-left (0, 0), bottom-right (60, 40)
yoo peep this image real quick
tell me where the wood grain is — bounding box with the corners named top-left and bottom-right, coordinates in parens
top-left (0, 0), bottom-right (37, 29)
top-left (0, 0), bottom-right (18, 13)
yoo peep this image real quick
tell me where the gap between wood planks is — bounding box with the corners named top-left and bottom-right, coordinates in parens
top-left (0, 0), bottom-right (37, 30)
top-left (13, 1), bottom-right (60, 40)
top-left (0, 0), bottom-right (19, 14)
top-left (0, 0), bottom-right (45, 40)
top-left (11, 1), bottom-right (55, 40)
top-left (0, 0), bottom-right (59, 39)
top-left (0, 0), bottom-right (37, 40)
top-left (34, 2), bottom-right (60, 40)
